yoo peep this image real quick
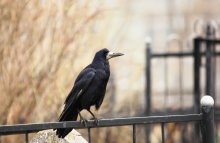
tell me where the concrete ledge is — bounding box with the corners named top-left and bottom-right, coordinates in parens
top-left (30, 129), bottom-right (87, 143)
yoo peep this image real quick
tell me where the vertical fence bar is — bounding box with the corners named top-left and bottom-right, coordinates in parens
top-left (164, 57), bottom-right (168, 111)
top-left (25, 133), bottom-right (28, 143)
top-left (161, 123), bottom-right (165, 143)
top-left (193, 37), bottom-right (201, 143)
top-left (212, 41), bottom-right (217, 104)
top-left (205, 25), bottom-right (214, 98)
top-left (213, 42), bottom-right (217, 143)
top-left (146, 42), bottom-right (152, 117)
top-left (178, 41), bottom-right (184, 110)
top-left (193, 37), bottom-right (201, 113)
top-left (88, 128), bottom-right (91, 143)
top-left (145, 39), bottom-right (152, 143)
top-left (200, 95), bottom-right (215, 143)
top-left (133, 124), bottom-right (136, 143)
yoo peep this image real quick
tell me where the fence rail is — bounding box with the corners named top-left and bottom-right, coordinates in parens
top-left (0, 98), bottom-right (215, 143)
top-left (0, 114), bottom-right (203, 135)
top-left (152, 51), bottom-right (220, 58)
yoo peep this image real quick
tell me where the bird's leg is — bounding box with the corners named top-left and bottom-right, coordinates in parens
top-left (78, 110), bottom-right (88, 127)
top-left (87, 109), bottom-right (99, 125)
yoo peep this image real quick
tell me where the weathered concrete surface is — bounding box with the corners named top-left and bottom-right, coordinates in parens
top-left (30, 129), bottom-right (87, 143)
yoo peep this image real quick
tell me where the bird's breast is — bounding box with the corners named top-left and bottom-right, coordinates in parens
top-left (96, 69), bottom-right (110, 80)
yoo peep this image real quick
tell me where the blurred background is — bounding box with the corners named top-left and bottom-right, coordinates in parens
top-left (1, 0), bottom-right (220, 143)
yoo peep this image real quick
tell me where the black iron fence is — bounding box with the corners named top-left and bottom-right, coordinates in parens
top-left (145, 37), bottom-right (220, 115)
top-left (1, 21), bottom-right (219, 143)
top-left (145, 23), bottom-right (220, 142)
top-left (0, 97), bottom-right (215, 143)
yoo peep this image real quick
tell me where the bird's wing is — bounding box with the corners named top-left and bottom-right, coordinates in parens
top-left (58, 68), bottom-right (96, 121)
top-left (64, 67), bottom-right (96, 106)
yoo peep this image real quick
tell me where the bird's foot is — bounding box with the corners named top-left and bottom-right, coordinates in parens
top-left (90, 117), bottom-right (99, 126)
top-left (80, 119), bottom-right (88, 127)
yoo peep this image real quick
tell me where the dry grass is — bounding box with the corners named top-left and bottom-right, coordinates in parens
top-left (0, 0), bottom-right (122, 142)
top-left (0, 0), bottom-right (102, 123)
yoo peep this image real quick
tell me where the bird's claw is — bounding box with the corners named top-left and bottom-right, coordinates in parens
top-left (80, 119), bottom-right (88, 127)
top-left (90, 117), bottom-right (99, 126)
top-left (94, 118), bottom-right (99, 126)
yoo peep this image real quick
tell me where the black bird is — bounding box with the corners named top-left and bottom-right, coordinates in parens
top-left (56, 48), bottom-right (123, 138)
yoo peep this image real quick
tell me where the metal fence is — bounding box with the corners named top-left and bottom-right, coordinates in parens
top-left (145, 37), bottom-right (220, 114)
top-left (145, 22), bottom-right (220, 142)
top-left (0, 99), bottom-right (215, 143)
top-left (1, 22), bottom-right (220, 143)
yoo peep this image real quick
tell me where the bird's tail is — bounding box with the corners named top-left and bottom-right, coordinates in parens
top-left (56, 108), bottom-right (78, 138)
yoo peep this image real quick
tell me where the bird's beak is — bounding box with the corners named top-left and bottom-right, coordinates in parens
top-left (107, 52), bottom-right (124, 60)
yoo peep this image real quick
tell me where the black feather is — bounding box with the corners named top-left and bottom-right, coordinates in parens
top-left (56, 48), bottom-right (114, 138)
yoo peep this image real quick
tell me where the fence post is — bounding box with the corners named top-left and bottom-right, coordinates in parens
top-left (193, 37), bottom-right (201, 113)
top-left (200, 95), bottom-right (215, 143)
top-left (145, 38), bottom-right (152, 117)
top-left (193, 37), bottom-right (201, 143)
top-left (145, 37), bottom-right (152, 143)
top-left (205, 24), bottom-right (215, 98)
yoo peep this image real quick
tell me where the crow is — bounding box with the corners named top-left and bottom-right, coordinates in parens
top-left (56, 48), bottom-right (123, 138)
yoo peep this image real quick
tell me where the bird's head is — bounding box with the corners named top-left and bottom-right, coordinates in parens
top-left (94, 48), bottom-right (124, 61)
